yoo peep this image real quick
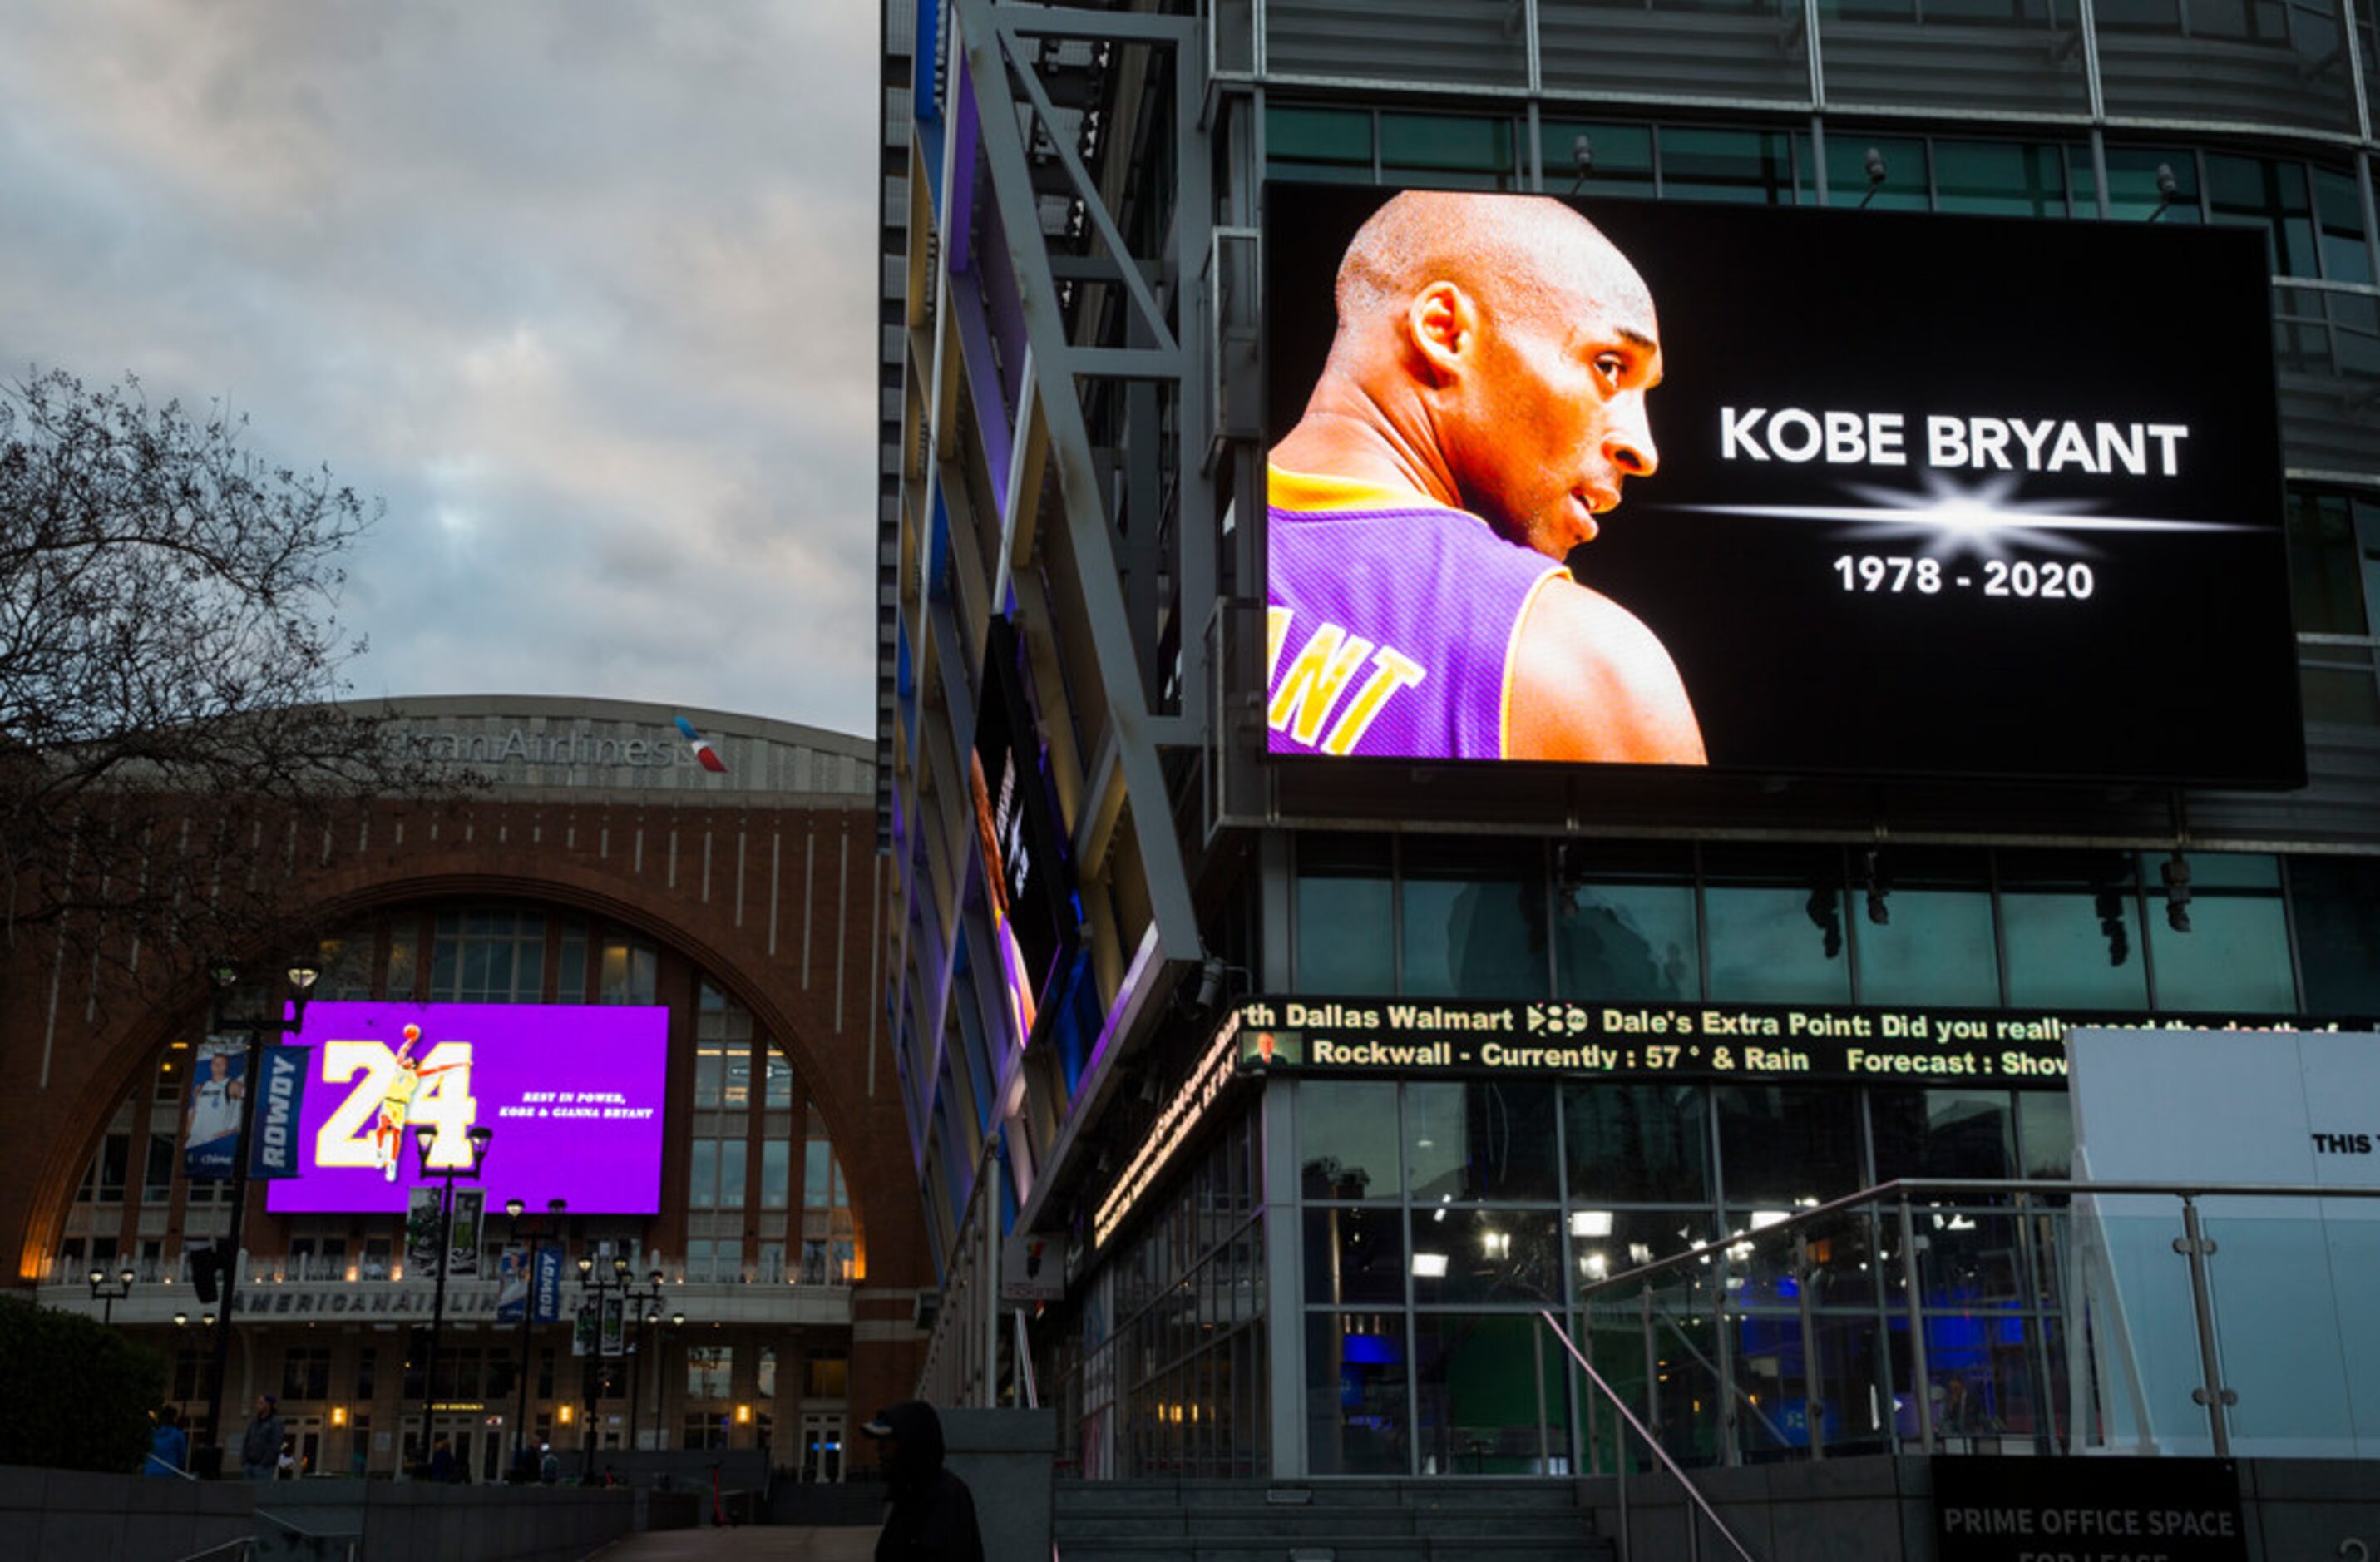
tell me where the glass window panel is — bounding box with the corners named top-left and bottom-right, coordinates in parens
top-left (1716, 1085), bottom-right (1864, 1204)
top-left (2313, 167), bottom-right (2373, 284)
top-left (1570, 1209), bottom-right (1716, 1287)
top-left (1660, 127), bottom-right (1800, 205)
top-left (1400, 840), bottom-right (1547, 999)
top-left (1268, 106), bottom-right (1372, 166)
top-left (1301, 1080), bottom-right (1400, 1200)
top-left (690, 1139), bottom-right (718, 1210)
top-left (1409, 1208), bottom-right (1564, 1307)
top-left (1704, 849), bottom-right (1853, 1003)
top-left (2205, 153), bottom-right (2318, 277)
top-left (1564, 1082), bottom-right (1712, 1204)
top-left (1414, 1314), bottom-right (1567, 1475)
top-left (1304, 1205), bottom-right (1406, 1307)
top-left (1932, 141), bottom-right (2071, 218)
top-left (764, 1054), bottom-right (794, 1110)
top-left (1297, 836), bottom-right (1394, 994)
top-left (695, 1050), bottom-right (723, 1110)
top-left (1556, 880), bottom-right (1700, 1002)
top-left (2017, 1090), bottom-right (2073, 1179)
top-left (2145, 853), bottom-right (2294, 1013)
top-left (1853, 849), bottom-right (2000, 1007)
top-left (2102, 147), bottom-right (2199, 224)
top-left (2292, 855), bottom-right (2380, 1012)
top-left (718, 1140), bottom-right (748, 1209)
top-left (1405, 1081), bottom-right (1560, 1203)
top-left (1825, 135), bottom-right (1928, 211)
top-left (1379, 113), bottom-right (1516, 188)
top-left (2287, 487), bottom-right (2370, 635)
top-left (1541, 121), bottom-right (1656, 200)
top-left (1306, 1313), bottom-right (1409, 1475)
top-left (2301, 665), bottom-right (2380, 726)
top-left (761, 1140), bottom-right (790, 1210)
top-left (1997, 851), bottom-right (2148, 1010)
top-left (803, 1139), bottom-right (832, 1206)
top-left (1869, 1088), bottom-right (2018, 1181)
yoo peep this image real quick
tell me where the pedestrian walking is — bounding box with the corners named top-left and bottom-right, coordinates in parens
top-left (862, 1400), bottom-right (984, 1562)
top-left (142, 1406), bottom-right (188, 1479)
top-left (239, 1395), bottom-right (284, 1481)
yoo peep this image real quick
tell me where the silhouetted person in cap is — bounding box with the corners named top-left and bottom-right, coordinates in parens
top-left (862, 1400), bottom-right (984, 1562)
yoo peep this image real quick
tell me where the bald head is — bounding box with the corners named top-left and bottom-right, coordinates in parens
top-left (1274, 190), bottom-right (1664, 561)
top-left (1333, 191), bottom-right (1653, 344)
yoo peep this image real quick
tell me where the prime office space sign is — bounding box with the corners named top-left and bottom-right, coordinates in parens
top-left (1231, 996), bottom-right (2358, 1086)
top-left (1934, 1456), bottom-right (2245, 1561)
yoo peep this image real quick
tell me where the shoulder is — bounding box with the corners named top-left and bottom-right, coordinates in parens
top-left (1506, 579), bottom-right (1706, 764)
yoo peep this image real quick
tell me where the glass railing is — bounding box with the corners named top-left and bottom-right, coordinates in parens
top-left (1573, 1177), bottom-right (2380, 1466)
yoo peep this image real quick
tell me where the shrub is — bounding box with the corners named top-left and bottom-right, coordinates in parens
top-left (0, 1293), bottom-right (167, 1471)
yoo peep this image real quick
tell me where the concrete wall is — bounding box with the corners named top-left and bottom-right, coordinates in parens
top-left (0, 1466), bottom-right (255, 1562)
top-left (941, 1408), bottom-right (1056, 1560)
top-left (261, 1479), bottom-right (639, 1562)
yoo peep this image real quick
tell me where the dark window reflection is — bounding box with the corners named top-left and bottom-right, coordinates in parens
top-left (1564, 1082), bottom-right (1712, 1204)
top-left (1705, 845), bottom-right (1852, 1003)
top-left (1414, 1314), bottom-right (1566, 1475)
top-left (1870, 1088), bottom-right (2018, 1182)
top-left (2288, 855), bottom-right (2380, 1014)
top-left (1406, 1081), bottom-right (1560, 1203)
top-left (1306, 1312), bottom-right (1410, 1475)
top-left (1998, 850), bottom-right (2147, 1010)
top-left (1296, 833), bottom-right (1395, 993)
top-left (1400, 838), bottom-right (1548, 999)
top-left (1716, 1085), bottom-right (1864, 1204)
top-left (1852, 848), bottom-right (1999, 1007)
top-left (1305, 1205), bottom-right (1407, 1307)
top-left (1300, 1080), bottom-right (1400, 1200)
top-left (1408, 1208), bottom-right (1565, 1307)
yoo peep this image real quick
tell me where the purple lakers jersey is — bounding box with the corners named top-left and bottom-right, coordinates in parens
top-left (1267, 467), bottom-right (1567, 760)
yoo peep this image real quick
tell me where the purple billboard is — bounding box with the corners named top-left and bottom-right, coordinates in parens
top-left (264, 1001), bottom-right (668, 1215)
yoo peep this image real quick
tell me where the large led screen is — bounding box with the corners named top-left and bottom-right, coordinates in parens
top-left (1262, 185), bottom-right (2303, 787)
top-left (264, 1001), bottom-right (668, 1214)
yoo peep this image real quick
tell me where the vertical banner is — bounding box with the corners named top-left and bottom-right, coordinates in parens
top-left (448, 1190), bottom-right (485, 1278)
top-left (600, 1293), bottom-right (626, 1357)
top-left (572, 1300), bottom-right (596, 1357)
top-left (247, 1046), bottom-right (309, 1180)
top-left (406, 1188), bottom-right (442, 1276)
top-left (183, 1036), bottom-right (249, 1181)
top-left (533, 1245), bottom-right (565, 1326)
top-left (496, 1245), bottom-right (528, 1322)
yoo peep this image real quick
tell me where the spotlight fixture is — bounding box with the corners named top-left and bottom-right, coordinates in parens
top-left (2095, 888), bottom-right (2131, 966)
top-left (1806, 885), bottom-right (1844, 960)
top-left (2150, 162), bottom-right (2180, 221)
top-left (2162, 850), bottom-right (2193, 933)
top-left (1863, 848), bottom-right (1891, 927)
top-left (1859, 146), bottom-right (1888, 208)
top-left (1568, 134), bottom-right (1593, 195)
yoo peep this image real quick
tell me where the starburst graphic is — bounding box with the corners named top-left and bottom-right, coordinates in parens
top-left (1662, 474), bottom-right (2258, 563)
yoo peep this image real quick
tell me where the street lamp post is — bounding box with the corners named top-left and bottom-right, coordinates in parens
top-left (199, 957), bottom-right (319, 1474)
top-left (502, 1196), bottom-right (566, 1480)
top-left (412, 1121), bottom-right (494, 1477)
top-left (88, 1266), bottom-right (136, 1326)
top-left (574, 1253), bottom-right (631, 1479)
top-left (645, 1309), bottom-right (685, 1455)
top-left (620, 1269), bottom-right (664, 1451)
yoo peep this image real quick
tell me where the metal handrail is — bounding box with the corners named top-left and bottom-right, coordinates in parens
top-left (254, 1507), bottom-right (363, 1544)
top-left (1575, 1176), bottom-right (2380, 1307)
top-left (170, 1541), bottom-right (251, 1562)
top-left (1536, 1309), bottom-right (1760, 1562)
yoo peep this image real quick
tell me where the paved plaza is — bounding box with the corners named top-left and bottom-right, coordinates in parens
top-left (590, 1525), bottom-right (877, 1561)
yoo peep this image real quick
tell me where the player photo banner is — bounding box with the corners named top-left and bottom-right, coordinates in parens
top-left (496, 1244), bottom-right (529, 1323)
top-left (534, 1244), bottom-right (565, 1325)
top-left (600, 1293), bottom-right (626, 1358)
top-left (448, 1189), bottom-right (484, 1278)
top-left (1261, 185), bottom-right (2302, 789)
top-left (183, 1035), bottom-right (249, 1181)
top-left (264, 1001), bottom-right (669, 1216)
top-left (406, 1187), bottom-right (442, 1276)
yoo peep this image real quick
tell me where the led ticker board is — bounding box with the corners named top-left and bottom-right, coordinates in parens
top-left (1228, 996), bottom-right (2361, 1088)
top-left (264, 1001), bottom-right (667, 1215)
top-left (1262, 185), bottom-right (2302, 787)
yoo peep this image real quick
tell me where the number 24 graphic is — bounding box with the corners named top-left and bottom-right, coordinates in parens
top-left (314, 1039), bottom-right (479, 1169)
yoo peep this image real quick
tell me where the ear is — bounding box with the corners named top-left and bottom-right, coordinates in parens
top-left (1403, 280), bottom-right (1478, 384)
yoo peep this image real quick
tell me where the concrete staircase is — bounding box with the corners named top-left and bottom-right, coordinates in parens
top-left (1052, 1477), bottom-right (1618, 1562)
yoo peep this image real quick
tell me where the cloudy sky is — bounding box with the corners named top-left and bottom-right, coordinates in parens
top-left (0, 1), bottom-right (882, 735)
